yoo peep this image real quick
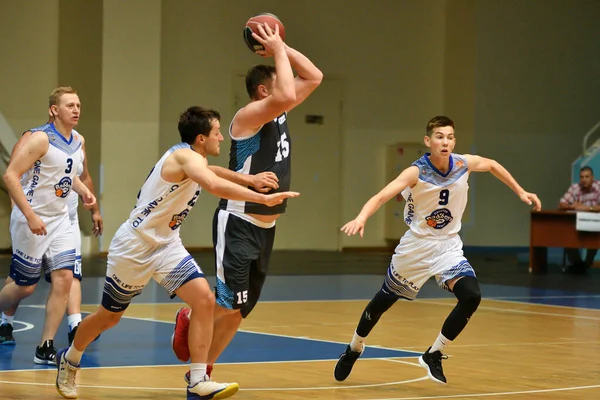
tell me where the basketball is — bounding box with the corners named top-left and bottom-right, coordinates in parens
top-left (243, 13), bottom-right (286, 53)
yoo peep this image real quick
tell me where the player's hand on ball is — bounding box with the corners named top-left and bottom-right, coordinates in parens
top-left (252, 23), bottom-right (283, 57)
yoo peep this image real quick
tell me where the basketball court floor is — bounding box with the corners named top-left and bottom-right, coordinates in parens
top-left (1, 255), bottom-right (599, 399)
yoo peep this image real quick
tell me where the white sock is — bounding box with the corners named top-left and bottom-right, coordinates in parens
top-left (189, 363), bottom-right (208, 386)
top-left (67, 314), bottom-right (82, 331)
top-left (66, 345), bottom-right (83, 366)
top-left (430, 332), bottom-right (451, 353)
top-left (350, 331), bottom-right (366, 353)
top-left (1, 312), bottom-right (14, 326)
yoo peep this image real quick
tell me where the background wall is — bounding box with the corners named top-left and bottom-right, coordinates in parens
top-left (0, 0), bottom-right (598, 251)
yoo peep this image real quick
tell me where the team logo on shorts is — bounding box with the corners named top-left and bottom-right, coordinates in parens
top-left (426, 208), bottom-right (453, 229)
top-left (169, 210), bottom-right (189, 230)
top-left (54, 177), bottom-right (72, 198)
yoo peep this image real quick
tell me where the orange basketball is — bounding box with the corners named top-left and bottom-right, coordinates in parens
top-left (243, 13), bottom-right (286, 53)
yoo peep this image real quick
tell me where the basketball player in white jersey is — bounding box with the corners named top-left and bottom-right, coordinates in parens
top-left (334, 116), bottom-right (541, 385)
top-left (0, 114), bottom-right (103, 348)
top-left (55, 106), bottom-right (299, 400)
top-left (171, 23), bottom-right (323, 383)
top-left (0, 87), bottom-right (96, 365)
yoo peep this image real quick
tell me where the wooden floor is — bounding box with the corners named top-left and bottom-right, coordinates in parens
top-left (1, 297), bottom-right (599, 399)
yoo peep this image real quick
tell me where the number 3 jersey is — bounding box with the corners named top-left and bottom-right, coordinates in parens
top-left (219, 111), bottom-right (291, 215)
top-left (14, 123), bottom-right (83, 220)
top-left (401, 153), bottom-right (469, 237)
top-left (126, 143), bottom-right (201, 245)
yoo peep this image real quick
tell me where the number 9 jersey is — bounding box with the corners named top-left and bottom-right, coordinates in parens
top-left (401, 153), bottom-right (469, 237)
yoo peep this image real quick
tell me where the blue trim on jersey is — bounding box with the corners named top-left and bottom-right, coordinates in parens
top-left (235, 134), bottom-right (261, 171)
top-left (413, 154), bottom-right (468, 187)
top-left (169, 142), bottom-right (191, 153)
top-left (28, 123), bottom-right (51, 134)
top-left (424, 153), bottom-right (453, 177)
top-left (49, 122), bottom-right (73, 145)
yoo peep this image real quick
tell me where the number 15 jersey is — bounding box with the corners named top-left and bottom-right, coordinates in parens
top-left (219, 111), bottom-right (292, 215)
top-left (401, 153), bottom-right (469, 237)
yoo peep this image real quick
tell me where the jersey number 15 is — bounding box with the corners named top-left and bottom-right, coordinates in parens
top-left (275, 133), bottom-right (290, 162)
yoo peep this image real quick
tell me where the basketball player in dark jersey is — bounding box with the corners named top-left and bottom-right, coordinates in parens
top-left (171, 23), bottom-right (323, 380)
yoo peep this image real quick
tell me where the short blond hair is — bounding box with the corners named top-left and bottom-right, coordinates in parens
top-left (48, 86), bottom-right (77, 107)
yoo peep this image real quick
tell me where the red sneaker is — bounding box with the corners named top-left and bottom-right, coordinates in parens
top-left (171, 307), bottom-right (191, 362)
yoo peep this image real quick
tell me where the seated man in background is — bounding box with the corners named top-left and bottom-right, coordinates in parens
top-left (559, 166), bottom-right (600, 273)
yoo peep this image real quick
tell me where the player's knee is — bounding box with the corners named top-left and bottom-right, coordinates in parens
top-left (191, 289), bottom-right (215, 311)
top-left (366, 289), bottom-right (398, 319)
top-left (17, 283), bottom-right (36, 298)
top-left (454, 276), bottom-right (481, 315)
top-left (49, 269), bottom-right (74, 291)
top-left (98, 308), bottom-right (123, 329)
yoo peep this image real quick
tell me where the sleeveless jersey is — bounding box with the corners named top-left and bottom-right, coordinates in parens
top-left (15, 123), bottom-right (83, 219)
top-left (219, 111), bottom-right (291, 215)
top-left (126, 143), bottom-right (201, 245)
top-left (401, 153), bottom-right (469, 237)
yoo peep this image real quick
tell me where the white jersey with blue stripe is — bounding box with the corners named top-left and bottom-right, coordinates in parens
top-left (14, 123), bottom-right (83, 220)
top-left (125, 143), bottom-right (201, 245)
top-left (401, 153), bottom-right (469, 237)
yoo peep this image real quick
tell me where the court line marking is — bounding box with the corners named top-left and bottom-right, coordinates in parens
top-left (418, 300), bottom-right (600, 321)
top-left (0, 376), bottom-right (430, 392)
top-left (0, 357), bottom-right (419, 373)
top-left (11, 320), bottom-right (34, 333)
top-left (0, 358), bottom-right (429, 391)
top-left (367, 383), bottom-right (600, 399)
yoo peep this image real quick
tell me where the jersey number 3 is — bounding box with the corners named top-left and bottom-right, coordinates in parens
top-left (438, 189), bottom-right (450, 205)
top-left (275, 133), bottom-right (290, 162)
top-left (65, 158), bottom-right (73, 174)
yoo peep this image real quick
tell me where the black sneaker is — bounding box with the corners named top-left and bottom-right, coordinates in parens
top-left (34, 339), bottom-right (57, 365)
top-left (0, 323), bottom-right (15, 345)
top-left (68, 325), bottom-right (78, 346)
top-left (418, 346), bottom-right (448, 384)
top-left (334, 345), bottom-right (363, 381)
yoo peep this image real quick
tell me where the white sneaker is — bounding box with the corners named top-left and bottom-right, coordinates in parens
top-left (187, 377), bottom-right (239, 399)
top-left (55, 348), bottom-right (79, 399)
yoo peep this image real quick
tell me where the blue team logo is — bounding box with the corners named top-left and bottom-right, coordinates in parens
top-left (54, 177), bottom-right (72, 198)
top-left (169, 210), bottom-right (189, 230)
top-left (426, 208), bottom-right (453, 229)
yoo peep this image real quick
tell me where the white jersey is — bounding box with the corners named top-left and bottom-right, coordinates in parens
top-left (125, 143), bottom-right (201, 245)
top-left (15, 123), bottom-right (83, 220)
top-left (401, 153), bottom-right (469, 237)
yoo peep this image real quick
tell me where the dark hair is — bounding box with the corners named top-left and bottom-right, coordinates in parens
top-left (178, 106), bottom-right (221, 144)
top-left (580, 166), bottom-right (594, 174)
top-left (426, 116), bottom-right (455, 137)
top-left (245, 64), bottom-right (276, 99)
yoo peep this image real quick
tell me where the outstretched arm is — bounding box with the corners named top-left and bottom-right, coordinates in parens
top-left (342, 166), bottom-right (420, 237)
top-left (176, 149), bottom-right (298, 207)
top-left (208, 165), bottom-right (279, 193)
top-left (464, 154), bottom-right (541, 210)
